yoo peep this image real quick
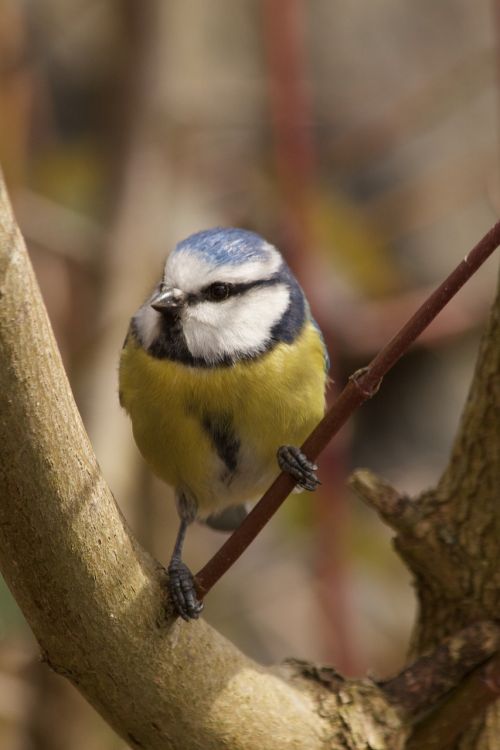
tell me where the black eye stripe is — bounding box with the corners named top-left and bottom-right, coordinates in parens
top-left (188, 277), bottom-right (279, 304)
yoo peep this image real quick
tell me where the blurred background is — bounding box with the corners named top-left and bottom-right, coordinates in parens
top-left (0, 0), bottom-right (498, 747)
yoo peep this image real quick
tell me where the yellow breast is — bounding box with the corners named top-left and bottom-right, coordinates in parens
top-left (119, 321), bottom-right (327, 513)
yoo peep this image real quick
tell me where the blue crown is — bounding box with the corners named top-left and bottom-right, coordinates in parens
top-left (174, 228), bottom-right (274, 267)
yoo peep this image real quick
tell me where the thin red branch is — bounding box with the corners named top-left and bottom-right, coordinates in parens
top-left (195, 222), bottom-right (500, 595)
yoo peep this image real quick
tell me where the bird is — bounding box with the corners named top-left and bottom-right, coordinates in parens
top-left (119, 227), bottom-right (329, 620)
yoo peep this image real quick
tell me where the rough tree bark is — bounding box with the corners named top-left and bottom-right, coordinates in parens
top-left (0, 163), bottom-right (499, 750)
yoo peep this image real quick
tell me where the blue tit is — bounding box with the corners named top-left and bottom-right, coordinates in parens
top-left (119, 228), bottom-right (329, 620)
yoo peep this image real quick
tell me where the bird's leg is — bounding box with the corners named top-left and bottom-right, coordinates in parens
top-left (277, 445), bottom-right (321, 491)
top-left (167, 493), bottom-right (203, 621)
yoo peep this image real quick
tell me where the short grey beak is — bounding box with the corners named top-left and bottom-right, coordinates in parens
top-left (150, 287), bottom-right (185, 312)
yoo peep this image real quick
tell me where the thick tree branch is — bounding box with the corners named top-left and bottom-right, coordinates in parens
top-left (196, 222), bottom-right (500, 595)
top-left (406, 653), bottom-right (500, 749)
top-left (382, 621), bottom-right (500, 716)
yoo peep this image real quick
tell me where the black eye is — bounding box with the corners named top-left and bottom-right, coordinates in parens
top-left (206, 282), bottom-right (230, 301)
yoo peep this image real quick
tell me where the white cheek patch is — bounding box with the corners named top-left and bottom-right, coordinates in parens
top-left (182, 283), bottom-right (291, 363)
top-left (133, 303), bottom-right (161, 349)
top-left (165, 243), bottom-right (282, 293)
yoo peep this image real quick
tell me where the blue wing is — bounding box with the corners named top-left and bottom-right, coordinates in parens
top-left (311, 316), bottom-right (330, 373)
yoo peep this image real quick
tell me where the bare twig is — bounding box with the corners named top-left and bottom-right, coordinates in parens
top-left (195, 221), bottom-right (500, 595)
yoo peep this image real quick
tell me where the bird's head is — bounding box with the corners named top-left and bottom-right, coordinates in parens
top-left (132, 228), bottom-right (306, 366)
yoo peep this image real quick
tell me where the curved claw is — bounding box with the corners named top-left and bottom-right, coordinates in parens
top-left (277, 445), bottom-right (321, 491)
top-left (168, 558), bottom-right (204, 621)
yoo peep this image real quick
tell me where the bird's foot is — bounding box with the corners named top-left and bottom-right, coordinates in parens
top-left (277, 445), bottom-right (321, 491)
top-left (167, 558), bottom-right (204, 621)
